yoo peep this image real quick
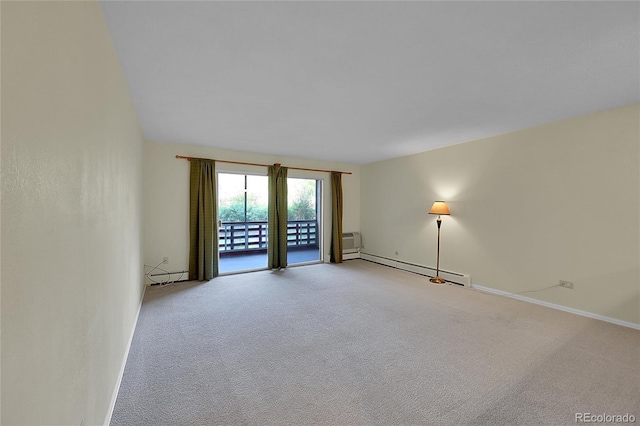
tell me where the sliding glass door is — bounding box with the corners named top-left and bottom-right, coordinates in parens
top-left (217, 173), bottom-right (269, 273)
top-left (217, 173), bottom-right (322, 273)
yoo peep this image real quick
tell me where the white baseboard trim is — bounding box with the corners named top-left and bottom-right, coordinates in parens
top-left (471, 284), bottom-right (640, 330)
top-left (360, 252), bottom-right (471, 287)
top-left (104, 285), bottom-right (146, 425)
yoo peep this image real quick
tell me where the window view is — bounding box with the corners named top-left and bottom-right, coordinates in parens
top-left (218, 174), bottom-right (269, 273)
top-left (218, 174), bottom-right (268, 222)
top-left (286, 178), bottom-right (320, 265)
top-left (287, 178), bottom-right (316, 220)
top-left (217, 173), bottom-right (321, 273)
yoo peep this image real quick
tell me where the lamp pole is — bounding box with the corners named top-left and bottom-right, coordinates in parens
top-left (430, 215), bottom-right (445, 284)
top-left (428, 201), bottom-right (450, 284)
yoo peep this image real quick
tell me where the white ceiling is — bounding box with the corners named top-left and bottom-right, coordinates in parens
top-left (100, 1), bottom-right (639, 165)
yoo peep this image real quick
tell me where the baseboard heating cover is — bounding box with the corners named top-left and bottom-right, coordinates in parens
top-left (360, 252), bottom-right (471, 287)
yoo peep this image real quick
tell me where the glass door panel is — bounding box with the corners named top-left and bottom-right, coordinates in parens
top-left (218, 173), bottom-right (268, 273)
top-left (287, 178), bottom-right (321, 265)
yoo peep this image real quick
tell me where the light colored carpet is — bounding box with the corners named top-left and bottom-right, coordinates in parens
top-left (111, 260), bottom-right (639, 425)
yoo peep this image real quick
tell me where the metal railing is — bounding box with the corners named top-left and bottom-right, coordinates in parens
top-left (219, 220), bottom-right (318, 253)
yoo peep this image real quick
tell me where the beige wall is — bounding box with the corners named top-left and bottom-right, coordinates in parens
top-left (361, 104), bottom-right (640, 325)
top-left (144, 140), bottom-right (360, 280)
top-left (1, 2), bottom-right (144, 425)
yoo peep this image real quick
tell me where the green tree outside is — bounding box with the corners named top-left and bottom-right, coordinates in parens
top-left (219, 178), bottom-right (317, 222)
top-left (219, 193), bottom-right (268, 222)
top-left (288, 180), bottom-right (316, 220)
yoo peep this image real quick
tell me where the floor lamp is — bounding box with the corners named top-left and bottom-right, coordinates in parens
top-left (429, 201), bottom-right (450, 284)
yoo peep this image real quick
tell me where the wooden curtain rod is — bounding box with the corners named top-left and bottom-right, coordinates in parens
top-left (175, 155), bottom-right (352, 175)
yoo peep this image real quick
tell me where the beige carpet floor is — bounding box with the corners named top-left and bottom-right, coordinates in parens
top-left (111, 260), bottom-right (639, 425)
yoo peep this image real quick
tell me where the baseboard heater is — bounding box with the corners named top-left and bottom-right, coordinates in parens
top-left (360, 252), bottom-right (471, 287)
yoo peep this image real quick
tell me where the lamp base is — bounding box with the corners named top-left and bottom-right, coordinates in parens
top-left (430, 277), bottom-right (446, 284)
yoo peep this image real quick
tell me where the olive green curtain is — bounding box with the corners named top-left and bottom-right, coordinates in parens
top-left (268, 165), bottom-right (288, 269)
top-left (267, 166), bottom-right (287, 269)
top-left (189, 159), bottom-right (218, 281)
top-left (330, 171), bottom-right (343, 263)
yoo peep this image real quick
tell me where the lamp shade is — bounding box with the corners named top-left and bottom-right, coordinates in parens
top-left (429, 201), bottom-right (450, 216)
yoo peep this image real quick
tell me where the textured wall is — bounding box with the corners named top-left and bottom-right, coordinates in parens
top-left (361, 104), bottom-right (640, 325)
top-left (1, 2), bottom-right (144, 424)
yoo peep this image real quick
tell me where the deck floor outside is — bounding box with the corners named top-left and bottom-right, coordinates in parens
top-left (219, 247), bottom-right (320, 273)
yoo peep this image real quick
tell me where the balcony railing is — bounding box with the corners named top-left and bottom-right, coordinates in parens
top-left (219, 220), bottom-right (318, 254)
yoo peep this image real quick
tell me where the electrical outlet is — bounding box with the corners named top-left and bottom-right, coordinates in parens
top-left (559, 280), bottom-right (574, 289)
top-left (163, 257), bottom-right (169, 264)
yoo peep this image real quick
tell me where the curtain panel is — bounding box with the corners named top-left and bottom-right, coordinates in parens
top-left (189, 159), bottom-right (218, 280)
top-left (330, 171), bottom-right (343, 263)
top-left (268, 165), bottom-right (288, 269)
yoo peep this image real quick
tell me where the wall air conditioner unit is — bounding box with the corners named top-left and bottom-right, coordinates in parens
top-left (342, 232), bottom-right (361, 255)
